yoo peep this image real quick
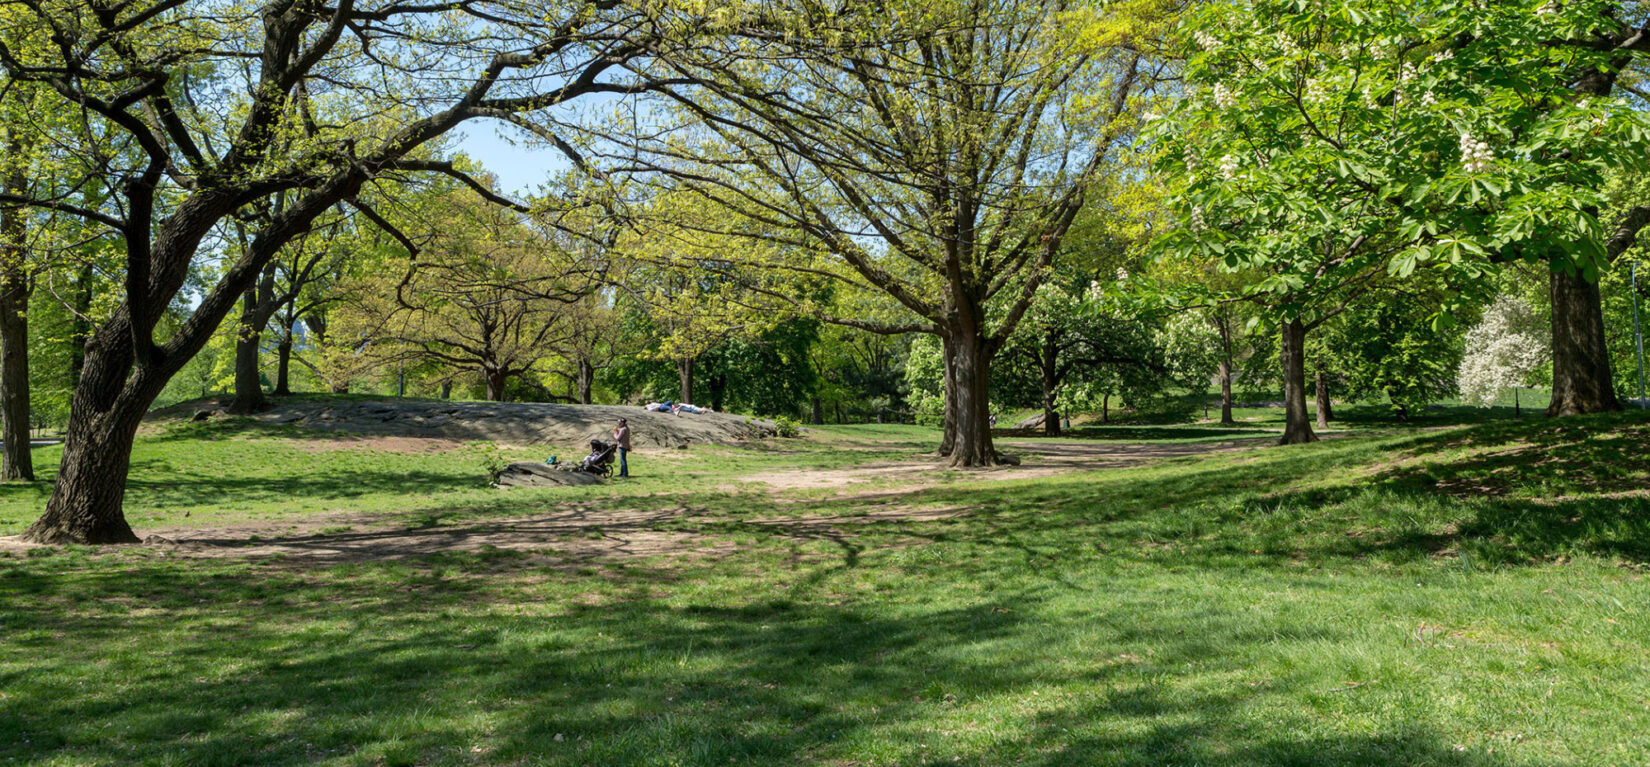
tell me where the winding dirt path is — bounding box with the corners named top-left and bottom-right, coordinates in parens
top-left (1, 435), bottom-right (1271, 566)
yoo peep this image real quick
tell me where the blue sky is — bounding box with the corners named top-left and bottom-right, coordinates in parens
top-left (451, 119), bottom-right (567, 196)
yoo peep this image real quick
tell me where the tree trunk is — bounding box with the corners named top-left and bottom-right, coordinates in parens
top-left (709, 372), bottom-right (726, 412)
top-left (0, 284), bottom-right (32, 482)
top-left (484, 367), bottom-right (508, 402)
top-left (1279, 319), bottom-right (1319, 445)
top-left (69, 261), bottom-right (93, 387)
top-left (942, 325), bottom-right (998, 466)
top-left (1102, 394), bottom-right (1109, 424)
top-left (1315, 369), bottom-right (1331, 430)
top-left (937, 334), bottom-right (958, 456)
top-left (576, 359), bottom-right (595, 404)
top-left (0, 196), bottom-right (32, 481)
top-left (440, 380), bottom-right (453, 400)
top-left (677, 358), bottom-right (694, 404)
top-left (810, 394), bottom-right (824, 425)
top-left (1216, 315), bottom-right (1236, 425)
top-left (20, 322), bottom-right (168, 543)
top-left (227, 288), bottom-right (267, 414)
top-left (274, 334), bottom-right (293, 396)
top-left (1218, 360), bottom-right (1236, 425)
top-left (1040, 329), bottom-right (1061, 437)
top-left (1547, 268), bottom-right (1622, 416)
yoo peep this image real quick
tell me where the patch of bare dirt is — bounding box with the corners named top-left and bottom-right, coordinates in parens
top-left (294, 435), bottom-right (467, 454)
top-left (737, 438), bottom-right (1270, 492)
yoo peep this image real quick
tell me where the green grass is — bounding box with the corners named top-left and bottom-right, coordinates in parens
top-left (4, 410), bottom-right (1650, 765)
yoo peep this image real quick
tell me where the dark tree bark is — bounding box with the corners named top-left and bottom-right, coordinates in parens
top-left (0, 162), bottom-right (33, 481)
top-left (810, 394), bottom-right (823, 425)
top-left (1547, 268), bottom-right (1622, 416)
top-left (274, 334), bottom-right (293, 396)
top-left (936, 335), bottom-right (958, 457)
top-left (576, 358), bottom-right (595, 404)
top-left (1101, 393), bottom-right (1109, 424)
top-left (708, 371), bottom-right (726, 412)
top-left (677, 357), bottom-right (694, 404)
top-left (1315, 369), bottom-right (1332, 430)
top-left (1039, 329), bottom-right (1061, 437)
top-left (1215, 313), bottom-right (1236, 425)
top-left (483, 365), bottom-right (509, 402)
top-left (944, 324), bottom-right (997, 466)
top-left (440, 380), bottom-right (453, 399)
top-left (228, 291), bottom-right (267, 414)
top-left (1218, 360), bottom-right (1235, 425)
top-left (1279, 319), bottom-right (1319, 445)
top-left (228, 264), bottom-right (281, 414)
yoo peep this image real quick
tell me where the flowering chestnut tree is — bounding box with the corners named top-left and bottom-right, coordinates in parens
top-left (1458, 295), bottom-right (1551, 409)
top-left (1152, 0), bottom-right (1650, 442)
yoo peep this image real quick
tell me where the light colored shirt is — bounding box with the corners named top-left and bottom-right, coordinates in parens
top-left (613, 426), bottom-right (631, 450)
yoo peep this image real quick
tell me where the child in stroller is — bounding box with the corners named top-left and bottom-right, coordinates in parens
top-left (578, 439), bottom-right (618, 477)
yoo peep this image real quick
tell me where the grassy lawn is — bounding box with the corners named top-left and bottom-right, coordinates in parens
top-left (4, 410), bottom-right (1650, 765)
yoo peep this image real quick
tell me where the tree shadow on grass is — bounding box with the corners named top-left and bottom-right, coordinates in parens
top-left (0, 564), bottom-right (1530, 767)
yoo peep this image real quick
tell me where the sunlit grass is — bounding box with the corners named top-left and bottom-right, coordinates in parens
top-left (3, 409), bottom-right (1650, 765)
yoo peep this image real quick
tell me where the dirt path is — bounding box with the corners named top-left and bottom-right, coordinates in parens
top-left (738, 436), bottom-right (1272, 492)
top-left (0, 435), bottom-right (1270, 566)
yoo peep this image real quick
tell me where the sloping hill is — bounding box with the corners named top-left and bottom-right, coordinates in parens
top-left (150, 397), bottom-right (776, 448)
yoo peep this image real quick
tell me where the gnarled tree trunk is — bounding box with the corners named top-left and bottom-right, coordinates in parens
top-left (1279, 319), bottom-right (1318, 445)
top-left (22, 315), bottom-right (168, 543)
top-left (1547, 268), bottom-right (1622, 416)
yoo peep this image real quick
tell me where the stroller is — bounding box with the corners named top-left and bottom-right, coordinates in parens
top-left (578, 439), bottom-right (618, 477)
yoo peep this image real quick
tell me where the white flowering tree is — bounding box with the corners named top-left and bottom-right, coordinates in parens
top-left (1153, 0), bottom-right (1650, 444)
top-left (1458, 296), bottom-right (1551, 411)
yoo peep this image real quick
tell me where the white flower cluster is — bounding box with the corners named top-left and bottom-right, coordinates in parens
top-left (1420, 90), bottom-right (1438, 107)
top-left (1219, 154), bottom-right (1240, 180)
top-left (1303, 79), bottom-right (1331, 106)
top-left (1458, 296), bottom-right (1549, 406)
top-left (1459, 133), bottom-right (1493, 173)
top-left (1194, 31), bottom-right (1222, 51)
top-left (1394, 63), bottom-right (1419, 105)
top-left (1213, 83), bottom-right (1236, 109)
top-left (1189, 206), bottom-right (1207, 231)
top-left (1538, 1), bottom-right (1560, 15)
top-left (1432, 49), bottom-right (1454, 63)
top-left (1276, 33), bottom-right (1302, 57)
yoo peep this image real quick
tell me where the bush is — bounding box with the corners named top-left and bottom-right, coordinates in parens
top-left (774, 415), bottom-right (802, 438)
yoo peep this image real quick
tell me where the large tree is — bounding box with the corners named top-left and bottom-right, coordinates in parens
top-left (1155, 0), bottom-right (1650, 434)
top-left (0, 0), bottom-right (688, 543)
top-left (599, 0), bottom-right (1157, 464)
top-left (354, 193), bottom-right (602, 401)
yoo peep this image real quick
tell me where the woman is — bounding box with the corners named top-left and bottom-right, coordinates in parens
top-left (611, 418), bottom-right (632, 478)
